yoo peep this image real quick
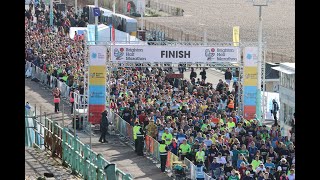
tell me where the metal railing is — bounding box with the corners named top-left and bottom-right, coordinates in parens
top-left (25, 61), bottom-right (134, 179)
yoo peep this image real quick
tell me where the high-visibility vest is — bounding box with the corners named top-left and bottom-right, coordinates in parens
top-left (159, 144), bottom-right (167, 155)
top-left (196, 150), bottom-right (205, 162)
top-left (195, 166), bottom-right (205, 178)
top-left (133, 125), bottom-right (141, 140)
top-left (228, 100), bottom-right (234, 109)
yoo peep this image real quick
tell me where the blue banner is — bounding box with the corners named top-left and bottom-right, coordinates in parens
top-left (244, 86), bottom-right (257, 106)
top-left (89, 85), bottom-right (106, 105)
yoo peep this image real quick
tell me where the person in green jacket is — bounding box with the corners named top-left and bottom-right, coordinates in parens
top-left (228, 169), bottom-right (240, 180)
top-left (179, 139), bottom-right (191, 160)
top-left (161, 128), bottom-right (173, 145)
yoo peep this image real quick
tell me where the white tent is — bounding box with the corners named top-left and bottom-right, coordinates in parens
top-left (69, 24), bottom-right (146, 45)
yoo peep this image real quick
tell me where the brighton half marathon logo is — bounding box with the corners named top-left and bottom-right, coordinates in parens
top-left (114, 47), bottom-right (124, 60)
top-left (91, 52), bottom-right (97, 59)
top-left (205, 48), bottom-right (215, 61)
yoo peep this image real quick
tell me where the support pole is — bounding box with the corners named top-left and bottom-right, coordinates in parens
top-left (256, 6), bottom-right (263, 120)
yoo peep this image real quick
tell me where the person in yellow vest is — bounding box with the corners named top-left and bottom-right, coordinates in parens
top-left (69, 88), bottom-right (75, 114)
top-left (179, 139), bottom-right (191, 160)
top-left (227, 117), bottom-right (236, 129)
top-left (136, 124), bottom-right (145, 156)
top-left (195, 146), bottom-right (206, 164)
top-left (159, 140), bottom-right (169, 173)
top-left (227, 95), bottom-right (235, 113)
top-left (161, 128), bottom-right (173, 145)
top-left (133, 121), bottom-right (141, 153)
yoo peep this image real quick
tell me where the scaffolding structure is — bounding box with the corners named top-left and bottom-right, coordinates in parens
top-left (77, 40), bottom-right (266, 135)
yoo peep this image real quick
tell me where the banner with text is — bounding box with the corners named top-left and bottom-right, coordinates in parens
top-left (88, 45), bottom-right (107, 124)
top-left (244, 67), bottom-right (258, 86)
top-left (244, 47), bottom-right (258, 67)
top-left (243, 47), bottom-right (258, 119)
top-left (111, 46), bottom-right (240, 63)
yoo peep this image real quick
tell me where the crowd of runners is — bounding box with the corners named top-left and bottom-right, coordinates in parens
top-left (25, 2), bottom-right (295, 180)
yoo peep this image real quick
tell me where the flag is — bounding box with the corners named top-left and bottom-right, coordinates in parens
top-left (233, 26), bottom-right (240, 46)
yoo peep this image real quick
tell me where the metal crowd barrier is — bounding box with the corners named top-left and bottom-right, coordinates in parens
top-left (25, 103), bottom-right (133, 180)
top-left (113, 112), bottom-right (134, 144)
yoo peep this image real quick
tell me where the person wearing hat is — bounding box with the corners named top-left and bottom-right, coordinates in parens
top-left (136, 123), bottom-right (145, 156)
top-left (255, 163), bottom-right (266, 175)
top-left (278, 158), bottom-right (290, 174)
top-left (195, 160), bottom-right (206, 180)
top-left (99, 110), bottom-right (109, 143)
top-left (159, 139), bottom-right (169, 173)
top-left (274, 166), bottom-right (283, 180)
top-left (133, 120), bottom-right (141, 152)
top-left (161, 127), bottom-right (173, 145)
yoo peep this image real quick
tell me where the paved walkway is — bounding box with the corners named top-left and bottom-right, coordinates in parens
top-left (25, 78), bottom-right (171, 180)
top-left (25, 147), bottom-right (81, 180)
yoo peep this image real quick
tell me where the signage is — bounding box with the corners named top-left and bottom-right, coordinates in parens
top-left (93, 7), bottom-right (101, 17)
top-left (88, 45), bottom-right (107, 124)
top-left (111, 46), bottom-right (240, 63)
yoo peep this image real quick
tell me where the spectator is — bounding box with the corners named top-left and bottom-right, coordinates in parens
top-left (224, 68), bottom-right (233, 85)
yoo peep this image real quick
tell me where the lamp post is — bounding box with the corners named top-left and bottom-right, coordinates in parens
top-left (252, 0), bottom-right (269, 121)
top-left (95, 0), bottom-right (99, 44)
top-left (75, 0), bottom-right (77, 15)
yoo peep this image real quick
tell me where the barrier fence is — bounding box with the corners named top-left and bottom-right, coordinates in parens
top-left (25, 107), bottom-right (133, 180)
top-left (147, 0), bottom-right (184, 16)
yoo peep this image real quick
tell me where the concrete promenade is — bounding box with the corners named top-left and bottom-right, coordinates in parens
top-left (25, 78), bottom-right (171, 180)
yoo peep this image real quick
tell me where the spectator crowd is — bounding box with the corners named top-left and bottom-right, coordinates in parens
top-left (25, 2), bottom-right (295, 179)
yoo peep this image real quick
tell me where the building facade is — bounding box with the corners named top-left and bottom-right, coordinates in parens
top-left (272, 63), bottom-right (295, 126)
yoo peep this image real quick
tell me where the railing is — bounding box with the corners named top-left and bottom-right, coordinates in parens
top-left (25, 62), bottom-right (134, 179)
top-left (113, 113), bottom-right (134, 144)
top-left (25, 108), bottom-right (133, 180)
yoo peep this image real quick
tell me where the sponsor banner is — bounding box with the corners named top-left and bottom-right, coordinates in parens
top-left (88, 105), bottom-right (105, 124)
top-left (111, 45), bottom-right (240, 63)
top-left (244, 47), bottom-right (258, 67)
top-left (89, 85), bottom-right (106, 105)
top-left (244, 86), bottom-right (257, 106)
top-left (244, 106), bottom-right (256, 120)
top-left (243, 67), bottom-right (257, 86)
top-left (89, 66), bottom-right (106, 85)
top-left (233, 26), bottom-right (240, 47)
top-left (89, 45), bottom-right (107, 66)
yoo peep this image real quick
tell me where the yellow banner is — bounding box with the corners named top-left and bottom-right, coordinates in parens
top-left (244, 67), bottom-right (257, 86)
top-left (89, 66), bottom-right (106, 85)
top-left (233, 26), bottom-right (240, 46)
